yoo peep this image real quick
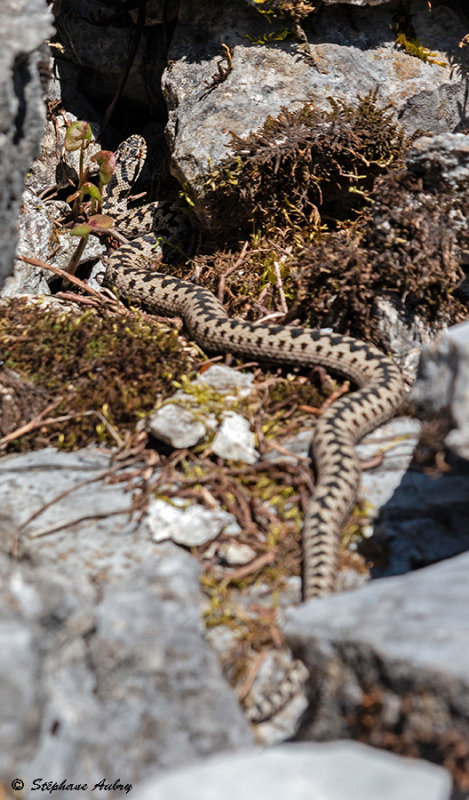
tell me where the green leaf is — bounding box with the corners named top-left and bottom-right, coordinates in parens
top-left (92, 150), bottom-right (116, 184)
top-left (69, 214), bottom-right (114, 238)
top-left (70, 223), bottom-right (92, 237)
top-left (64, 121), bottom-right (92, 152)
top-left (81, 182), bottom-right (102, 203)
top-left (87, 214), bottom-right (115, 231)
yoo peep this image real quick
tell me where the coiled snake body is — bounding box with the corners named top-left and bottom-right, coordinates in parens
top-left (103, 136), bottom-right (406, 600)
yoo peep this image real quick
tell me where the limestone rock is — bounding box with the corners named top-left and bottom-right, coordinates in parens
top-left (410, 320), bottom-right (469, 461)
top-left (0, 0), bottom-right (53, 288)
top-left (0, 448), bottom-right (252, 793)
top-left (356, 417), bottom-right (421, 532)
top-left (164, 0), bottom-right (467, 229)
top-left (147, 497), bottom-right (241, 546)
top-left (407, 132), bottom-right (469, 193)
top-left (285, 552), bottom-right (469, 778)
top-left (372, 321), bottom-right (469, 577)
top-left (147, 402), bottom-right (216, 448)
top-left (211, 412), bottom-right (259, 464)
top-left (134, 741), bottom-right (451, 800)
top-left (147, 365), bottom-right (257, 461)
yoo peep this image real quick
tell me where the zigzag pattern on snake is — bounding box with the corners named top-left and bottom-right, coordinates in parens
top-left (102, 135), bottom-right (406, 601)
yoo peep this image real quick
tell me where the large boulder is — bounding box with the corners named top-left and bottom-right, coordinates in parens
top-left (0, 0), bottom-right (52, 288)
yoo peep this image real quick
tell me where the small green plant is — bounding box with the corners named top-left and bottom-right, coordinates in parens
top-left (391, 4), bottom-right (447, 68)
top-left (243, 28), bottom-right (291, 45)
top-left (68, 213), bottom-right (114, 275)
top-left (394, 30), bottom-right (447, 66)
top-left (63, 121), bottom-right (116, 273)
top-left (245, 0), bottom-right (317, 49)
top-left (251, 0), bottom-right (316, 22)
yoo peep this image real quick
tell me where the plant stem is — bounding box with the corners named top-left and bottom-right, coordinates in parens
top-left (66, 234), bottom-right (89, 275)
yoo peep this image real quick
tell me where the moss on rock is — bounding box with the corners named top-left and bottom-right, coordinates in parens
top-left (199, 89), bottom-right (407, 239)
top-left (0, 298), bottom-right (197, 450)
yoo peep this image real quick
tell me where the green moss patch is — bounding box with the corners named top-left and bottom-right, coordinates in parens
top-left (186, 88), bottom-right (467, 348)
top-left (199, 89), bottom-right (407, 239)
top-left (251, 0), bottom-right (316, 22)
top-left (0, 298), bottom-right (197, 450)
top-left (294, 167), bottom-right (469, 345)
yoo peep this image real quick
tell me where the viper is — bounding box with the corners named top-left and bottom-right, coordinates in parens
top-left (102, 135), bottom-right (406, 600)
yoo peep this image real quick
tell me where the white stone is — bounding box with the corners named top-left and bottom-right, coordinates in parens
top-left (194, 364), bottom-right (255, 398)
top-left (211, 412), bottom-right (258, 464)
top-left (134, 741), bottom-right (451, 800)
top-left (218, 541), bottom-right (256, 566)
top-left (147, 403), bottom-right (216, 448)
top-left (147, 498), bottom-right (241, 546)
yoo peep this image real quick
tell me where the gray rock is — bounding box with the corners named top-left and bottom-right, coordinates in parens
top-left (217, 541), bottom-right (256, 566)
top-left (372, 465), bottom-right (469, 578)
top-left (264, 428), bottom-right (313, 465)
top-left (2, 190), bottom-right (54, 297)
top-left (0, 615), bottom-right (41, 774)
top-left (0, 0), bottom-right (53, 289)
top-left (0, 448), bottom-right (137, 564)
top-left (356, 417), bottom-right (421, 531)
top-left (0, 448), bottom-right (252, 793)
top-left (87, 259), bottom-right (107, 291)
top-left (52, 227), bottom-right (106, 274)
top-left (337, 417), bottom-right (423, 589)
top-left (211, 412), bottom-right (258, 464)
top-left (147, 402), bottom-right (216, 448)
top-left (134, 741), bottom-right (451, 800)
top-left (54, 1), bottom-right (165, 110)
top-left (410, 320), bottom-right (469, 461)
top-left (194, 365), bottom-right (255, 398)
top-left (164, 0), bottom-right (466, 229)
top-left (2, 188), bottom-right (105, 298)
top-left (375, 297), bottom-right (438, 380)
top-left (147, 497), bottom-right (241, 546)
top-left (285, 552), bottom-right (469, 764)
top-left (407, 133), bottom-right (469, 193)
top-left (371, 322), bottom-right (469, 577)
top-left (5, 108), bottom-right (111, 297)
top-left (147, 365), bottom-right (257, 456)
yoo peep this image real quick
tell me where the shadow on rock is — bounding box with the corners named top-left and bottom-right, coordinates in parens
top-left (369, 459), bottom-right (469, 579)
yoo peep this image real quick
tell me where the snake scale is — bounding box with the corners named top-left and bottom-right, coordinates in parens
top-left (102, 135), bottom-right (406, 600)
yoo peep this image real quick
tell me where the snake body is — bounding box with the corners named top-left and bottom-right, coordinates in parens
top-left (102, 136), bottom-right (406, 600)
